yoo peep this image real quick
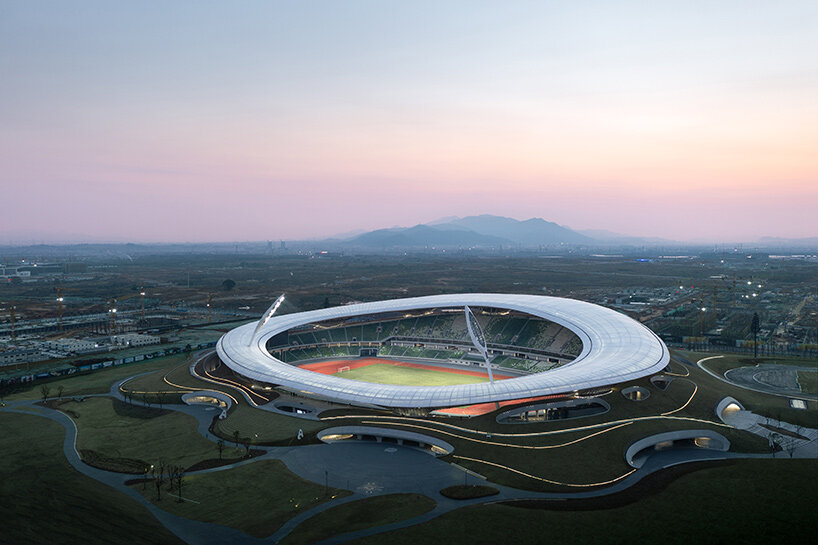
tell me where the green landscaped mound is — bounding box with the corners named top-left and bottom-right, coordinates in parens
top-left (123, 358), bottom-right (217, 398)
top-left (0, 413), bottom-right (183, 545)
top-left (440, 485), bottom-right (500, 500)
top-left (61, 396), bottom-right (244, 470)
top-left (213, 401), bottom-right (327, 444)
top-left (281, 493), bottom-right (437, 545)
top-left (333, 363), bottom-right (491, 386)
top-left (350, 460), bottom-right (818, 545)
top-left (132, 459), bottom-right (351, 538)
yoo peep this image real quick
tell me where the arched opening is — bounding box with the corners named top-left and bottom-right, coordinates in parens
top-left (622, 385), bottom-right (650, 401)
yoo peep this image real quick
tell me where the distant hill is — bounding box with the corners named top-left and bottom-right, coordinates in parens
top-left (348, 224), bottom-right (508, 247)
top-left (436, 215), bottom-right (593, 245)
top-left (346, 215), bottom-right (593, 248)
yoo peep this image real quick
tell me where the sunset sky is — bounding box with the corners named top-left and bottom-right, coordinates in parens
top-left (1, 1), bottom-right (816, 243)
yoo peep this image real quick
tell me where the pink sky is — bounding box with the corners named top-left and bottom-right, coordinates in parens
top-left (1, 2), bottom-right (816, 243)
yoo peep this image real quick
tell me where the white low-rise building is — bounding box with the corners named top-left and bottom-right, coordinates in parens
top-left (112, 333), bottom-right (160, 347)
top-left (43, 338), bottom-right (103, 354)
top-left (0, 347), bottom-right (49, 366)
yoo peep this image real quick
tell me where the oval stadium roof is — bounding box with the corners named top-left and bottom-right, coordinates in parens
top-left (216, 293), bottom-right (669, 408)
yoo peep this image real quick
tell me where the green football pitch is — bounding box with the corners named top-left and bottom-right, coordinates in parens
top-left (333, 363), bottom-right (491, 386)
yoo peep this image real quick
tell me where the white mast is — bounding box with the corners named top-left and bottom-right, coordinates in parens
top-left (465, 305), bottom-right (494, 383)
top-left (248, 294), bottom-right (286, 346)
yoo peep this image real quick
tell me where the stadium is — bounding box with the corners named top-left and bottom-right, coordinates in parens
top-left (216, 293), bottom-right (669, 411)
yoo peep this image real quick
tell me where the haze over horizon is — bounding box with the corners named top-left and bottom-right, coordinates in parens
top-left (2, 1), bottom-right (817, 244)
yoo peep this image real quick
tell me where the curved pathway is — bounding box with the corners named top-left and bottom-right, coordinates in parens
top-left (0, 401), bottom-right (265, 545)
top-left (697, 355), bottom-right (816, 400)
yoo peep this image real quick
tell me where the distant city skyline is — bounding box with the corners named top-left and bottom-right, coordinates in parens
top-left (2, 1), bottom-right (817, 243)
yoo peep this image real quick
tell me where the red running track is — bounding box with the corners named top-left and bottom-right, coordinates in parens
top-left (299, 357), bottom-right (514, 380)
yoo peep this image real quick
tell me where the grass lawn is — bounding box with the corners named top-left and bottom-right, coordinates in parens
top-left (133, 459), bottom-right (351, 537)
top-left (63, 396), bottom-right (244, 470)
top-left (445, 417), bottom-right (768, 492)
top-left (350, 460), bottom-right (818, 545)
top-left (214, 401), bottom-right (327, 445)
top-left (334, 363), bottom-right (490, 386)
top-left (0, 413), bottom-right (183, 545)
top-left (123, 357), bottom-right (217, 396)
top-left (281, 493), bottom-right (436, 545)
top-left (797, 370), bottom-right (818, 395)
top-left (5, 353), bottom-right (191, 401)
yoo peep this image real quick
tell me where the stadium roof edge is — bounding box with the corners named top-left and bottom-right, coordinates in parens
top-left (216, 293), bottom-right (669, 408)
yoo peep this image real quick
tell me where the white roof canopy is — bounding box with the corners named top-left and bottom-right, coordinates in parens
top-left (217, 293), bottom-right (669, 408)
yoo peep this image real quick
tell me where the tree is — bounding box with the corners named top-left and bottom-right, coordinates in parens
top-left (166, 466), bottom-right (176, 492)
top-left (785, 424), bottom-right (804, 458)
top-left (222, 279), bottom-right (236, 291)
top-left (232, 430), bottom-right (240, 449)
top-left (142, 392), bottom-right (150, 408)
top-left (176, 469), bottom-right (185, 502)
top-left (751, 312), bottom-right (760, 359)
top-left (40, 385), bottom-right (51, 403)
top-left (784, 437), bottom-right (798, 458)
top-left (241, 438), bottom-right (250, 458)
top-left (142, 464), bottom-right (150, 490)
top-left (769, 432), bottom-right (783, 455)
top-left (217, 439), bottom-right (225, 460)
top-left (157, 391), bottom-right (167, 410)
top-left (154, 461), bottom-right (166, 501)
top-left (57, 385), bottom-right (65, 400)
top-left (151, 466), bottom-right (161, 501)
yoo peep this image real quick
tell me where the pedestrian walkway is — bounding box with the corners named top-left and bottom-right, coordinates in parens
top-left (721, 408), bottom-right (818, 458)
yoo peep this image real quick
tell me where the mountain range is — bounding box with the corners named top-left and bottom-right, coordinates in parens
top-left (341, 215), bottom-right (814, 249)
top-left (345, 215), bottom-right (598, 248)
